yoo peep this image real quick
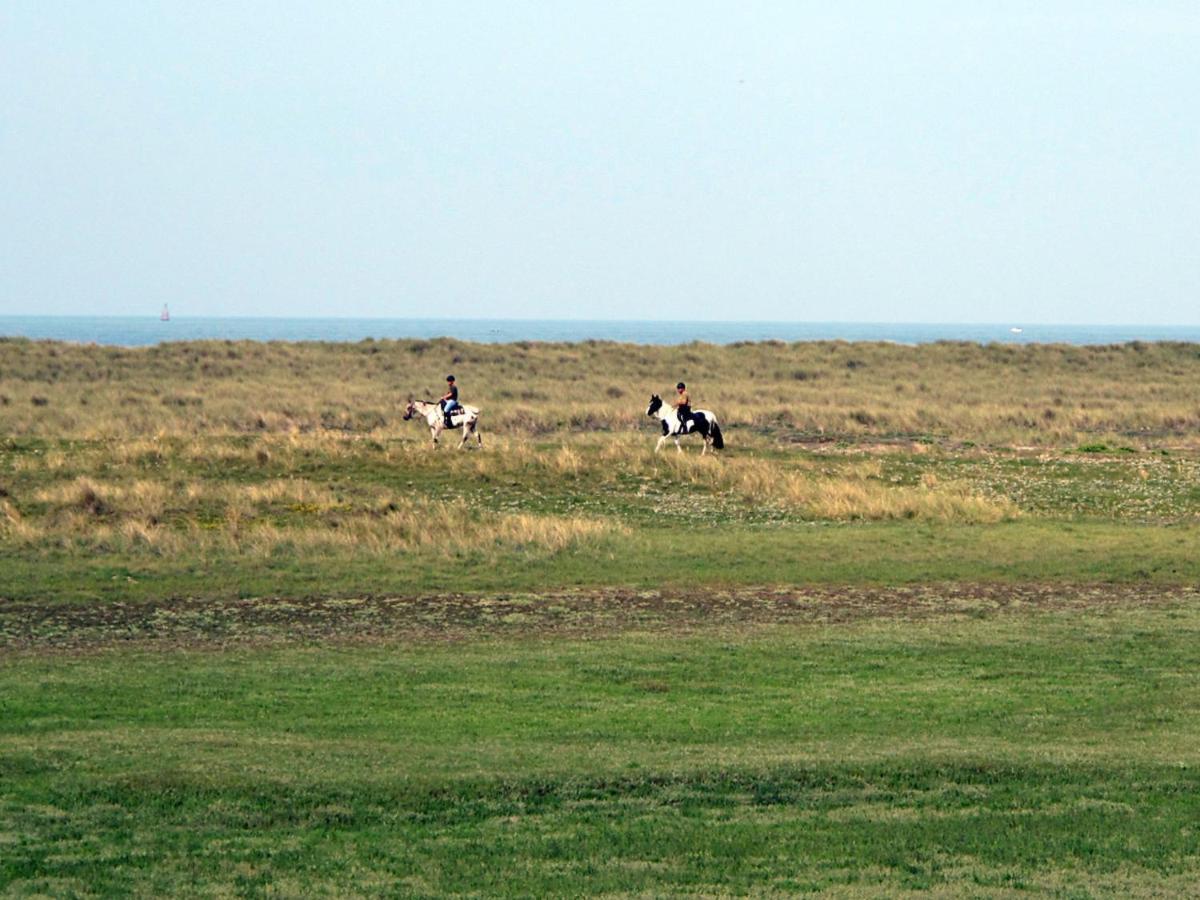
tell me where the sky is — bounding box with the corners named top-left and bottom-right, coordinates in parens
top-left (2, 1), bottom-right (1197, 323)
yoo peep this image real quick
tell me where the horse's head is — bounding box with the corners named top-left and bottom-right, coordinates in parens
top-left (646, 394), bottom-right (662, 416)
top-left (402, 401), bottom-right (416, 420)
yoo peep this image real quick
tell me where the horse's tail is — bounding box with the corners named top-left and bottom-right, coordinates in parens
top-left (710, 421), bottom-right (724, 449)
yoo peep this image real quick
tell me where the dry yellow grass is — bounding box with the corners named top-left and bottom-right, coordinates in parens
top-left (7, 336), bottom-right (1165, 558)
top-left (654, 452), bottom-right (1015, 523)
top-left (228, 505), bottom-right (617, 558)
top-left (4, 432), bottom-right (1013, 555)
top-left (4, 467), bottom-right (624, 559)
top-left (3, 337), bottom-right (1198, 446)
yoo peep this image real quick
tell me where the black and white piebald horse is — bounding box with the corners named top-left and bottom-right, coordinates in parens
top-left (403, 399), bottom-right (483, 449)
top-left (646, 394), bottom-right (724, 454)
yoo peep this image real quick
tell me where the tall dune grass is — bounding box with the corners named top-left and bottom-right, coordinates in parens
top-left (2, 336), bottom-right (1199, 446)
top-left (653, 451), bottom-right (1015, 523)
top-left (1, 334), bottom-right (1176, 552)
top-left (4, 472), bottom-right (621, 558)
top-left (1, 432), bottom-right (1014, 560)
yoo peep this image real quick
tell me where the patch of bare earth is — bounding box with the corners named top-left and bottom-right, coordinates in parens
top-left (2, 583), bottom-right (1195, 654)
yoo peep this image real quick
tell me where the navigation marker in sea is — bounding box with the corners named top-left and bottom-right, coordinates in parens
top-left (161, 304), bottom-right (170, 322)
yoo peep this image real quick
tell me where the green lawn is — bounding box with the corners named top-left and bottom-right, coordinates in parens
top-left (4, 600), bottom-right (1200, 895)
top-left (3, 518), bottom-right (1198, 605)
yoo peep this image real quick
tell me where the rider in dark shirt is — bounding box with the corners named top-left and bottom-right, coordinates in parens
top-left (441, 375), bottom-right (460, 427)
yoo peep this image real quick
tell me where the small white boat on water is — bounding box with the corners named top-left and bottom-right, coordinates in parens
top-left (161, 304), bottom-right (170, 322)
top-left (1009, 327), bottom-right (1023, 334)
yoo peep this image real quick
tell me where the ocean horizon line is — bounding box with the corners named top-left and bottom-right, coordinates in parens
top-left (3, 313), bottom-right (1199, 329)
top-left (4, 315), bottom-right (1200, 348)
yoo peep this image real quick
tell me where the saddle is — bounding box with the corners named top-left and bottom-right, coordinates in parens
top-left (664, 416), bottom-right (695, 436)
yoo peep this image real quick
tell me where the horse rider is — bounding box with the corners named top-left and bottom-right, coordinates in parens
top-left (675, 382), bottom-right (692, 431)
top-left (440, 374), bottom-right (460, 428)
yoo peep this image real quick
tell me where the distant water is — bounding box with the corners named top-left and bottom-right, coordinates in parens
top-left (2, 316), bottom-right (1199, 347)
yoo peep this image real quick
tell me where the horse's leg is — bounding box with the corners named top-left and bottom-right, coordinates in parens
top-left (675, 437), bottom-right (683, 454)
top-left (475, 423), bottom-right (483, 447)
top-left (430, 425), bottom-right (440, 448)
top-left (654, 435), bottom-right (667, 454)
top-left (457, 424), bottom-right (470, 449)
top-left (700, 438), bottom-right (709, 456)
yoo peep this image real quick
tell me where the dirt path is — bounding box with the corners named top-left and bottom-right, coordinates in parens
top-left (2, 583), bottom-right (1195, 653)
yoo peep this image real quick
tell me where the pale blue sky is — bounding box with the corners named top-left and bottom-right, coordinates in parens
top-left (2, 2), bottom-right (1197, 323)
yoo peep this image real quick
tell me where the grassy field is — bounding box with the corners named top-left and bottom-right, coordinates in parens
top-left (3, 337), bottom-right (1200, 895)
top-left (3, 336), bottom-right (1200, 445)
top-left (6, 597), bottom-right (1200, 895)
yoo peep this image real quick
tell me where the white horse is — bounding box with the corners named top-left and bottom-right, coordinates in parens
top-left (403, 399), bottom-right (483, 449)
top-left (646, 394), bottom-right (724, 454)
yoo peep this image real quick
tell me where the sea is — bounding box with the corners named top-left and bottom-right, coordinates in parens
top-left (1, 316), bottom-right (1199, 347)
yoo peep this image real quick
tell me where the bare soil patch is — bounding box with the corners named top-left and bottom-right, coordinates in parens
top-left (2, 583), bottom-right (1194, 654)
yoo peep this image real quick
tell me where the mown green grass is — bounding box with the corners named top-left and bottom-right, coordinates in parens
top-left (4, 604), bottom-right (1200, 895)
top-left (2, 519), bottom-right (1199, 605)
